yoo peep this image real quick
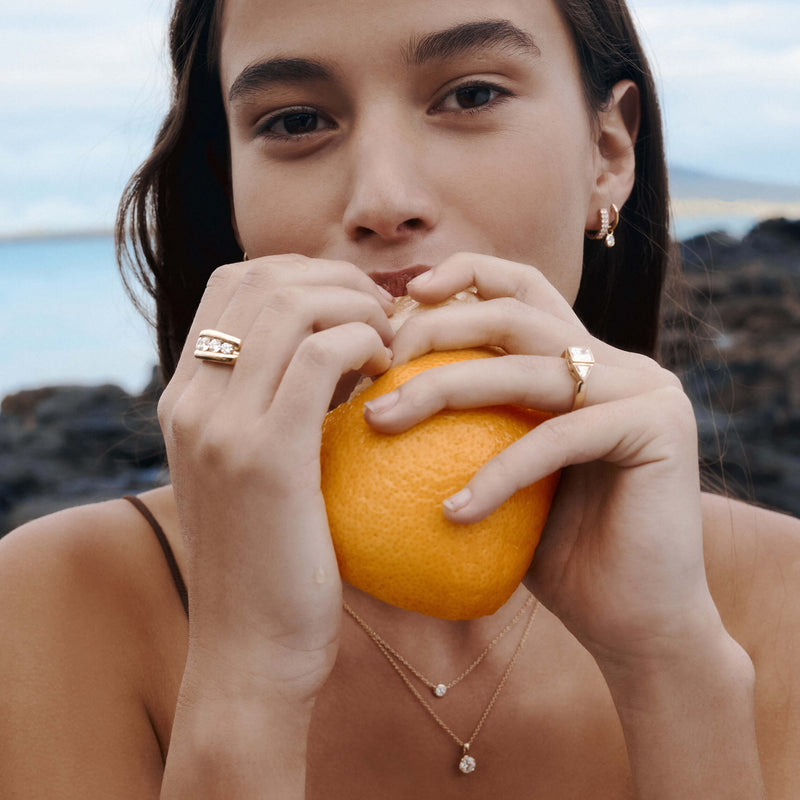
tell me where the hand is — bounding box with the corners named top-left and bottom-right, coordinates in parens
top-left (364, 252), bottom-right (724, 669)
top-left (157, 254), bottom-right (394, 698)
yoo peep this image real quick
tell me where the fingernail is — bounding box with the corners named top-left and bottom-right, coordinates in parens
top-left (443, 488), bottom-right (472, 513)
top-left (407, 271), bottom-right (432, 288)
top-left (364, 390), bottom-right (399, 415)
top-left (377, 285), bottom-right (394, 302)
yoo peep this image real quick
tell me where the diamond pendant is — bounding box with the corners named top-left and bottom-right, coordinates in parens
top-left (458, 745), bottom-right (477, 774)
top-left (434, 684), bottom-right (447, 697)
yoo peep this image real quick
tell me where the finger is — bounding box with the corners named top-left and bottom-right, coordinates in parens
top-left (364, 355), bottom-right (671, 432)
top-left (388, 297), bottom-right (594, 366)
top-left (406, 252), bottom-right (579, 325)
top-left (439, 385), bottom-right (697, 524)
top-left (265, 322), bottom-right (393, 450)
top-left (217, 286), bottom-right (393, 417)
top-left (172, 255), bottom-right (394, 389)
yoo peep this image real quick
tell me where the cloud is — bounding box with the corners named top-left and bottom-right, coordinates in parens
top-left (628, 0), bottom-right (800, 183)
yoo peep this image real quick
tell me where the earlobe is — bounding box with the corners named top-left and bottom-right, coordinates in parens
top-left (586, 79), bottom-right (641, 229)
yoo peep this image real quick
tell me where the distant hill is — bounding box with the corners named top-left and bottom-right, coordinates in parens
top-left (669, 166), bottom-right (800, 203)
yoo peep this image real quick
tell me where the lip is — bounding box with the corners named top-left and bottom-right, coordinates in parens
top-left (367, 265), bottom-right (431, 297)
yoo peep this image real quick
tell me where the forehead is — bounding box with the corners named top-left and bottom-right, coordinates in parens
top-left (218, 0), bottom-right (573, 94)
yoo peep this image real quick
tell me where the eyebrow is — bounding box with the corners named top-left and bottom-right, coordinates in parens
top-left (229, 58), bottom-right (333, 104)
top-left (228, 19), bottom-right (540, 105)
top-left (405, 20), bottom-right (540, 66)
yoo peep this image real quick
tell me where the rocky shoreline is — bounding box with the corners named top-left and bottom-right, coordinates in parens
top-left (2, 218), bottom-right (799, 535)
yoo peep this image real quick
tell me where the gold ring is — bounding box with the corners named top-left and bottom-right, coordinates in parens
top-left (561, 346), bottom-right (594, 411)
top-left (194, 329), bottom-right (242, 364)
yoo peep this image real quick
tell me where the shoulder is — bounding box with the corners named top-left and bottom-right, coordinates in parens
top-left (0, 492), bottom-right (185, 630)
top-left (0, 494), bottom-right (186, 795)
top-left (702, 492), bottom-right (800, 651)
top-left (702, 493), bottom-right (800, 790)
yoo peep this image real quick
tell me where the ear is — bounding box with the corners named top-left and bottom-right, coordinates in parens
top-left (206, 139), bottom-right (244, 252)
top-left (585, 79), bottom-right (641, 229)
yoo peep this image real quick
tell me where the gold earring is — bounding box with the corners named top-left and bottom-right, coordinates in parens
top-left (242, 251), bottom-right (249, 261)
top-left (587, 204), bottom-right (619, 248)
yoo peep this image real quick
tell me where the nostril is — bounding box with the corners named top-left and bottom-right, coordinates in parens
top-left (352, 217), bottom-right (426, 241)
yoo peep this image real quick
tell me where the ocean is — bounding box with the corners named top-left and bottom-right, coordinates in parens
top-left (0, 215), bottom-right (763, 402)
top-left (0, 235), bottom-right (157, 401)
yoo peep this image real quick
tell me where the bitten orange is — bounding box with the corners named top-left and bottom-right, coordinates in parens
top-left (320, 348), bottom-right (560, 620)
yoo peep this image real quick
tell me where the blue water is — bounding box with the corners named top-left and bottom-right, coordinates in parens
top-left (0, 236), bottom-right (157, 401)
top-left (0, 216), bottom-right (766, 401)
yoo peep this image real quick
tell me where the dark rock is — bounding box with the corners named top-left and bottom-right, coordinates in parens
top-left (0, 369), bottom-right (167, 535)
top-left (662, 217), bottom-right (800, 519)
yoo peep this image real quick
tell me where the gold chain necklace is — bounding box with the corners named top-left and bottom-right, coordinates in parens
top-left (344, 597), bottom-right (540, 774)
top-left (343, 594), bottom-right (533, 698)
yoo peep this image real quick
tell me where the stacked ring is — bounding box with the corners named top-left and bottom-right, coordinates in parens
top-left (194, 329), bottom-right (243, 364)
top-left (561, 346), bottom-right (595, 411)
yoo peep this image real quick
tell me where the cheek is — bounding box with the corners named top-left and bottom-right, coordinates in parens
top-left (449, 116), bottom-right (594, 304)
top-left (230, 155), bottom-right (335, 256)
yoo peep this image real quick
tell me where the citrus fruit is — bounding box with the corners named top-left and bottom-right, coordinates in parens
top-left (320, 347), bottom-right (560, 620)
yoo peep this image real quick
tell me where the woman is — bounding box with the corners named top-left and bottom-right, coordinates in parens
top-left (1, 0), bottom-right (798, 796)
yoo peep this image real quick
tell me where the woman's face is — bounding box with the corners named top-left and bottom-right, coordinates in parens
top-left (218, 0), bottom-right (601, 303)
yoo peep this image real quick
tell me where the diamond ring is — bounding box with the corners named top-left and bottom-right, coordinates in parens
top-left (561, 346), bottom-right (595, 411)
top-left (194, 329), bottom-right (243, 365)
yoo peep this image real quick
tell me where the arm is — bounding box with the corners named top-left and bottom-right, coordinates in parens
top-left (599, 624), bottom-right (764, 799)
top-left (155, 255), bottom-right (393, 797)
top-left (161, 681), bottom-right (314, 798)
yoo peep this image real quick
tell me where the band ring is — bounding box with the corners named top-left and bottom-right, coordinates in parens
top-left (194, 329), bottom-right (242, 364)
top-left (561, 346), bottom-right (595, 411)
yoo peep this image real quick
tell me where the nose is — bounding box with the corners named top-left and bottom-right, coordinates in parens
top-left (342, 116), bottom-right (440, 243)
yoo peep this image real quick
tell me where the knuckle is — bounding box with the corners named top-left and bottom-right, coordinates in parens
top-left (661, 367), bottom-right (685, 391)
top-left (492, 295), bottom-right (522, 315)
top-left (164, 391), bottom-right (203, 441)
top-left (481, 449), bottom-right (523, 494)
top-left (156, 390), bottom-right (174, 431)
top-left (296, 332), bottom-right (338, 369)
top-left (652, 384), bottom-right (696, 434)
top-left (239, 263), bottom-right (279, 293)
top-left (206, 261), bottom-right (240, 291)
top-left (266, 284), bottom-right (301, 312)
top-left (447, 251), bottom-right (474, 266)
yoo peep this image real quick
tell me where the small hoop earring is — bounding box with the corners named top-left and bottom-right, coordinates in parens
top-left (242, 251), bottom-right (249, 261)
top-left (586, 203), bottom-right (619, 248)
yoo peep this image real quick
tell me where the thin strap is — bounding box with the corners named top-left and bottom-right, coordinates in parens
top-left (123, 495), bottom-right (189, 618)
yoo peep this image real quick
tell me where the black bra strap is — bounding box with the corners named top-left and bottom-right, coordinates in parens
top-left (123, 495), bottom-right (189, 618)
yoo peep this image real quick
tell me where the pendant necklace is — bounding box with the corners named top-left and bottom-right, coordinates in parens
top-left (343, 596), bottom-right (539, 774)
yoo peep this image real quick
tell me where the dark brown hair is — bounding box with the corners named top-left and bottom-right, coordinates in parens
top-left (116, 0), bottom-right (669, 382)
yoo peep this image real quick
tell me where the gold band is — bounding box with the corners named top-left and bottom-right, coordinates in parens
top-left (562, 346), bottom-right (595, 411)
top-left (194, 329), bottom-right (242, 364)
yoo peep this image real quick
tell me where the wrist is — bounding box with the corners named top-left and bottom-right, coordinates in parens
top-left (183, 617), bottom-right (339, 706)
top-left (595, 627), bottom-right (764, 799)
top-left (163, 690), bottom-right (313, 798)
top-left (599, 626), bottom-right (754, 716)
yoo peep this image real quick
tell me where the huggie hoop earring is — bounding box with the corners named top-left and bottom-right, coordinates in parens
top-left (242, 251), bottom-right (249, 261)
top-left (605, 204), bottom-right (619, 248)
top-left (586, 203), bottom-right (620, 248)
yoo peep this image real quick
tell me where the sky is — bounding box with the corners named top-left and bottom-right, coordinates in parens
top-left (1, 0), bottom-right (799, 236)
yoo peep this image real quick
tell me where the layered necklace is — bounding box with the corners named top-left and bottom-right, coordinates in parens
top-left (343, 594), bottom-right (539, 774)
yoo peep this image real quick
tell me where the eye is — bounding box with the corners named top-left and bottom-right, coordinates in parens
top-left (433, 81), bottom-right (512, 114)
top-left (257, 107), bottom-right (336, 139)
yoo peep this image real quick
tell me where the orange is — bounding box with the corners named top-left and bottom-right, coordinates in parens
top-left (320, 348), bottom-right (560, 620)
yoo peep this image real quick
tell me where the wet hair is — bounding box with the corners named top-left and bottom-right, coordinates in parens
top-left (116, 0), bottom-right (669, 383)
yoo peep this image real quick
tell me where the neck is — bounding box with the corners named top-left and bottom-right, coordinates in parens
top-left (341, 582), bottom-right (535, 678)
